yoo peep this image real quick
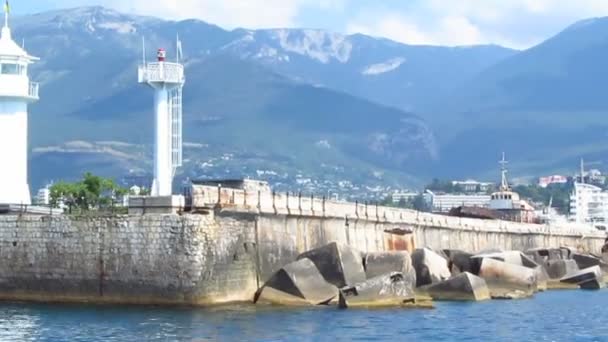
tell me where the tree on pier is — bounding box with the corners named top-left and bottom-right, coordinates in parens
top-left (49, 172), bottom-right (128, 213)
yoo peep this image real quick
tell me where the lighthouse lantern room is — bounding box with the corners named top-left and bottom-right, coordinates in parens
top-left (0, 3), bottom-right (39, 205)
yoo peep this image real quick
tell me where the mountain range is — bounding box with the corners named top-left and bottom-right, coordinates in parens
top-left (11, 6), bottom-right (608, 195)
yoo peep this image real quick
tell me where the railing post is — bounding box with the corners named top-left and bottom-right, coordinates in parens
top-left (257, 190), bottom-right (261, 212)
top-left (322, 196), bottom-right (326, 217)
top-left (217, 184), bottom-right (221, 206)
top-left (298, 192), bottom-right (302, 214)
top-left (311, 194), bottom-right (314, 214)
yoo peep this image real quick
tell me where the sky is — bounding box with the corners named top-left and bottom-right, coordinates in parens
top-left (14, 0), bottom-right (608, 49)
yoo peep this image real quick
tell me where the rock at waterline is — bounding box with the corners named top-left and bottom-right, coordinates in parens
top-left (412, 248), bottom-right (451, 287)
top-left (478, 258), bottom-right (538, 299)
top-left (296, 242), bottom-right (366, 288)
top-left (426, 272), bottom-right (490, 301)
top-left (338, 272), bottom-right (416, 308)
top-left (254, 258), bottom-right (338, 306)
top-left (364, 251), bottom-right (416, 281)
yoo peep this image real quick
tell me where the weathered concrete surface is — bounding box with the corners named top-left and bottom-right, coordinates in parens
top-left (426, 272), bottom-right (490, 301)
top-left (412, 248), bottom-right (451, 287)
top-left (473, 251), bottom-right (547, 291)
top-left (473, 251), bottom-right (538, 268)
top-left (572, 253), bottom-right (608, 271)
top-left (254, 258), bottom-right (337, 306)
top-left (545, 260), bottom-right (579, 279)
top-left (364, 251), bottom-right (415, 280)
top-left (560, 266), bottom-right (602, 285)
top-left (443, 250), bottom-right (480, 276)
top-left (296, 242), bottom-right (366, 288)
top-left (338, 272), bottom-right (416, 308)
top-left (478, 258), bottom-right (537, 299)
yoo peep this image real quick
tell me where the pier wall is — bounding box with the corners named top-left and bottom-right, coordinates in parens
top-left (0, 186), bottom-right (604, 305)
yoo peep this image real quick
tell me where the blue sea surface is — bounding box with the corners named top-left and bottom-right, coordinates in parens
top-left (0, 290), bottom-right (606, 341)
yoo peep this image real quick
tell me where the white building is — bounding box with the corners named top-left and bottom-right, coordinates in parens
top-left (0, 9), bottom-right (39, 205)
top-left (451, 180), bottom-right (494, 193)
top-left (538, 175), bottom-right (568, 188)
top-left (424, 191), bottom-right (491, 213)
top-left (391, 191), bottom-right (419, 204)
top-left (35, 186), bottom-right (50, 206)
top-left (570, 183), bottom-right (608, 225)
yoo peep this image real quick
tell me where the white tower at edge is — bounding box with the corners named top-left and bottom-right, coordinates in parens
top-left (138, 39), bottom-right (184, 196)
top-left (0, 6), bottom-right (39, 205)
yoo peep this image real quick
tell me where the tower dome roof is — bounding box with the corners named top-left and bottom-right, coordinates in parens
top-left (0, 26), bottom-right (36, 60)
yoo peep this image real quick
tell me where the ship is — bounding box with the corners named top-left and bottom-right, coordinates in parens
top-left (449, 153), bottom-right (536, 223)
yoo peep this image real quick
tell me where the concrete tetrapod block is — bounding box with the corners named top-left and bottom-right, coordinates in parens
top-left (544, 259), bottom-right (579, 279)
top-left (473, 251), bottom-right (539, 269)
top-left (443, 250), bottom-right (481, 276)
top-left (427, 272), bottom-right (490, 301)
top-left (478, 258), bottom-right (538, 299)
top-left (297, 242), bottom-right (366, 288)
top-left (572, 253), bottom-right (608, 275)
top-left (364, 251), bottom-right (416, 281)
top-left (525, 248), bottom-right (565, 264)
top-left (338, 272), bottom-right (416, 308)
top-left (473, 251), bottom-right (545, 291)
top-left (412, 248), bottom-right (451, 287)
top-left (534, 266), bottom-right (549, 291)
top-left (254, 258), bottom-right (338, 306)
top-left (560, 265), bottom-right (603, 290)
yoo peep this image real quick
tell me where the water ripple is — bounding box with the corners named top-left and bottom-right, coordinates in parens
top-left (0, 290), bottom-right (606, 341)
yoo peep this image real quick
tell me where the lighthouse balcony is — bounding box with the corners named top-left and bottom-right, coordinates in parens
top-left (0, 76), bottom-right (39, 100)
top-left (138, 62), bottom-right (184, 85)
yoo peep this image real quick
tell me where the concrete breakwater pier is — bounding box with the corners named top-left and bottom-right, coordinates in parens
top-left (0, 183), bottom-right (605, 306)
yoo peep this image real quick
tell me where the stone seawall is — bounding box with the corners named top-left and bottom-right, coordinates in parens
top-left (0, 193), bottom-right (605, 305)
top-left (0, 214), bottom-right (258, 305)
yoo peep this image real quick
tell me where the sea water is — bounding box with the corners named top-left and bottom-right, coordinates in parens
top-left (0, 290), bottom-right (606, 341)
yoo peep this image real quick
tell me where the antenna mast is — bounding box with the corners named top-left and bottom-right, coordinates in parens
top-left (580, 158), bottom-right (585, 184)
top-left (142, 36), bottom-right (146, 66)
top-left (499, 152), bottom-right (510, 191)
top-left (176, 33), bottom-right (182, 63)
top-left (3, 0), bottom-right (8, 29)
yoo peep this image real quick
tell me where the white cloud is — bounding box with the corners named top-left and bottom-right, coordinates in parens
top-left (108, 0), bottom-right (302, 28)
top-left (347, 0), bottom-right (608, 48)
top-left (347, 14), bottom-right (483, 47)
top-left (100, 0), bottom-right (349, 29)
top-left (37, 0), bottom-right (608, 48)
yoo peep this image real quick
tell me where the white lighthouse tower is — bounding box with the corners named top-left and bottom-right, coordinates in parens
top-left (138, 39), bottom-right (184, 197)
top-left (0, 5), bottom-right (39, 205)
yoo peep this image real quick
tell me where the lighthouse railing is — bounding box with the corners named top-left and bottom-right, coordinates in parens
top-left (138, 62), bottom-right (184, 84)
top-left (28, 82), bottom-right (39, 99)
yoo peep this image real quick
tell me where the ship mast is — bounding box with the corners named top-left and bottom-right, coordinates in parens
top-left (499, 152), bottom-right (510, 191)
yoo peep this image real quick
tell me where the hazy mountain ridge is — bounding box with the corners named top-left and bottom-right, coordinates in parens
top-left (15, 7), bottom-right (441, 194)
top-left (13, 6), bottom-right (608, 193)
